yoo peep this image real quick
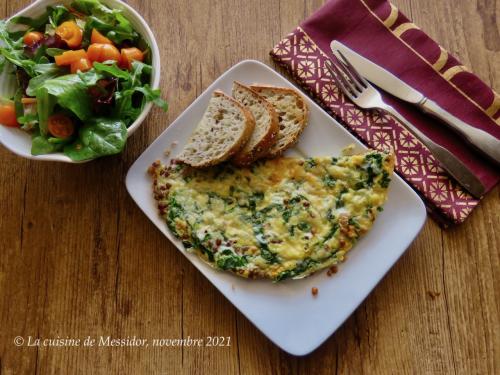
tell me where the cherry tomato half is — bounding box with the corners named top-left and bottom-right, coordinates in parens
top-left (47, 114), bottom-right (75, 139)
top-left (0, 102), bottom-right (19, 128)
top-left (23, 31), bottom-right (44, 46)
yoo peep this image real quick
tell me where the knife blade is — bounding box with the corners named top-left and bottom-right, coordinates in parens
top-left (330, 41), bottom-right (500, 165)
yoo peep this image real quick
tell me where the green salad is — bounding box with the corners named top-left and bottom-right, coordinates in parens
top-left (0, 0), bottom-right (167, 161)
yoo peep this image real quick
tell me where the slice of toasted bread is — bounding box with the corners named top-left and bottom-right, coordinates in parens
top-left (249, 85), bottom-right (309, 158)
top-left (178, 90), bottom-right (255, 168)
top-left (231, 81), bottom-right (279, 166)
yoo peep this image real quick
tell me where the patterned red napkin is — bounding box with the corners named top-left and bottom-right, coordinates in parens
top-left (270, 0), bottom-right (499, 225)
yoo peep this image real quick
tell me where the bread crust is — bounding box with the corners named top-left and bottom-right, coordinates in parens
top-left (231, 82), bottom-right (279, 166)
top-left (250, 84), bottom-right (309, 158)
top-left (180, 90), bottom-right (256, 168)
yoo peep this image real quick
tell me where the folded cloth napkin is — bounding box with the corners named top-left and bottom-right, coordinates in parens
top-left (270, 0), bottom-right (499, 225)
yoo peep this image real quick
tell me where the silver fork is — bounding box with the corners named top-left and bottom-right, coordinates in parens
top-left (325, 53), bottom-right (485, 198)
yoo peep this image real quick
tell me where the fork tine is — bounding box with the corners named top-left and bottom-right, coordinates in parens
top-left (330, 59), bottom-right (358, 95)
top-left (325, 59), bottom-right (358, 99)
top-left (325, 60), bottom-right (355, 100)
top-left (332, 53), bottom-right (364, 92)
top-left (336, 50), bottom-right (370, 88)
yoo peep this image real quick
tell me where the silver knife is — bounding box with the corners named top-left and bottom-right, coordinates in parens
top-left (330, 41), bottom-right (500, 165)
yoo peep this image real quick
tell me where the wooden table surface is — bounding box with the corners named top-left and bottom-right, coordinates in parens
top-left (1, 0), bottom-right (498, 374)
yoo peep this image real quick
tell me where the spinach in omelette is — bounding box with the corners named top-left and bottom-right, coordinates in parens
top-left (148, 151), bottom-right (394, 281)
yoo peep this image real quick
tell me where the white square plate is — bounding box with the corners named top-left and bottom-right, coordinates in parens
top-left (126, 60), bottom-right (426, 356)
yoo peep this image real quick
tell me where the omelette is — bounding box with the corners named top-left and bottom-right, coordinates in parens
top-left (148, 151), bottom-right (394, 281)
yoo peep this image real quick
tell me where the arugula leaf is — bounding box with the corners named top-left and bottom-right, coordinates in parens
top-left (76, 69), bottom-right (104, 86)
top-left (37, 74), bottom-right (92, 120)
top-left (72, 0), bottom-right (138, 44)
top-left (71, 0), bottom-right (109, 15)
top-left (105, 61), bottom-right (167, 124)
top-left (134, 85), bottom-right (168, 111)
top-left (107, 12), bottom-right (137, 43)
top-left (64, 117), bottom-right (127, 161)
top-left (0, 21), bottom-right (23, 50)
top-left (47, 5), bottom-right (70, 28)
top-left (11, 5), bottom-right (70, 30)
top-left (93, 62), bottom-right (130, 80)
top-left (111, 62), bottom-right (148, 123)
top-left (18, 113), bottom-right (38, 129)
top-left (0, 47), bottom-right (36, 76)
top-left (0, 21), bottom-right (37, 76)
top-left (129, 61), bottom-right (151, 85)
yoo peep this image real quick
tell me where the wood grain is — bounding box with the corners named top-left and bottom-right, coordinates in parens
top-left (0, 0), bottom-right (498, 374)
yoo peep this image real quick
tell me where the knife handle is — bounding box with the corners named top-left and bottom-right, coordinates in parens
top-left (383, 105), bottom-right (486, 198)
top-left (420, 99), bottom-right (500, 165)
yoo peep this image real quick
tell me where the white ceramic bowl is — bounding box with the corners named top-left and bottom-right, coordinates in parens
top-left (0, 0), bottom-right (161, 163)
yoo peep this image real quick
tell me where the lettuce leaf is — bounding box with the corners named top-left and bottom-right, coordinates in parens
top-left (32, 133), bottom-right (57, 155)
top-left (71, 0), bottom-right (138, 44)
top-left (36, 74), bottom-right (92, 120)
top-left (26, 64), bottom-right (67, 96)
top-left (64, 117), bottom-right (127, 161)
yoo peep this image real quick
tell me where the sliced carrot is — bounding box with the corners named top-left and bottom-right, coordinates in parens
top-left (55, 49), bottom-right (87, 66)
top-left (0, 102), bottom-right (20, 128)
top-left (70, 58), bottom-right (92, 74)
top-left (91, 29), bottom-right (113, 45)
top-left (55, 21), bottom-right (83, 48)
top-left (120, 47), bottom-right (144, 70)
top-left (48, 114), bottom-right (74, 139)
top-left (21, 97), bottom-right (37, 105)
top-left (87, 43), bottom-right (120, 63)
